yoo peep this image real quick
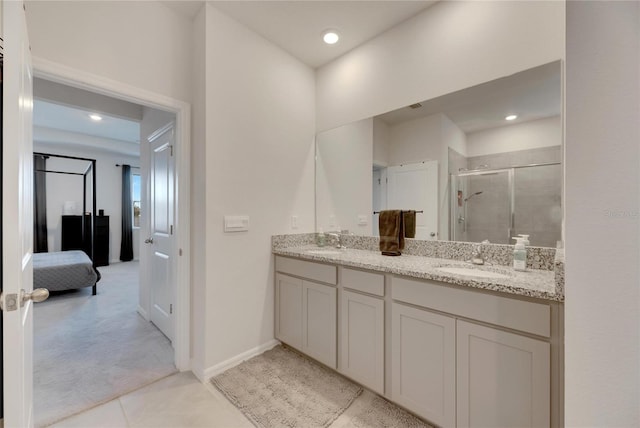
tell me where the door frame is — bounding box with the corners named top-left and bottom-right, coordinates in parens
top-left (31, 57), bottom-right (191, 371)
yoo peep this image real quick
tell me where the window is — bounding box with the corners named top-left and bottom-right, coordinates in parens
top-left (132, 173), bottom-right (141, 228)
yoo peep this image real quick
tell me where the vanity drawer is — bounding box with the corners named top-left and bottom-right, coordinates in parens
top-left (392, 276), bottom-right (550, 337)
top-left (275, 256), bottom-right (337, 285)
top-left (342, 267), bottom-right (384, 297)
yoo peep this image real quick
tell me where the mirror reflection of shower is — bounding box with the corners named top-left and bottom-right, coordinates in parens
top-left (458, 191), bottom-right (484, 231)
top-left (464, 191), bottom-right (483, 202)
top-left (451, 162), bottom-right (562, 247)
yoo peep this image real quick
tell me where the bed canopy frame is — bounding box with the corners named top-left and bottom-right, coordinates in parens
top-left (34, 152), bottom-right (97, 263)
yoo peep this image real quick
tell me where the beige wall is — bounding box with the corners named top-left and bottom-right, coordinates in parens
top-left (565, 1), bottom-right (640, 425)
top-left (316, 0), bottom-right (565, 132)
top-left (26, 1), bottom-right (193, 103)
top-left (202, 4), bottom-right (316, 370)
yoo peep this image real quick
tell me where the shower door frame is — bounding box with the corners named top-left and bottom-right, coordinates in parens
top-left (450, 162), bottom-right (561, 244)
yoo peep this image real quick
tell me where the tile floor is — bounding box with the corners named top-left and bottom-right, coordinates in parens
top-left (50, 370), bottom-right (390, 428)
top-left (50, 372), bottom-right (253, 428)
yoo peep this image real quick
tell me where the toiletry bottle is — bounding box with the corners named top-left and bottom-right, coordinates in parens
top-left (316, 228), bottom-right (326, 247)
top-left (512, 237), bottom-right (527, 271)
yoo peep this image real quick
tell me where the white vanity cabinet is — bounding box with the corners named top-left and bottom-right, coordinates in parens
top-left (456, 320), bottom-right (550, 428)
top-left (302, 280), bottom-right (337, 368)
top-left (274, 254), bottom-right (562, 428)
top-left (392, 276), bottom-right (553, 428)
top-left (340, 268), bottom-right (385, 394)
top-left (275, 273), bottom-right (303, 350)
top-left (392, 302), bottom-right (456, 427)
top-left (275, 257), bottom-right (338, 368)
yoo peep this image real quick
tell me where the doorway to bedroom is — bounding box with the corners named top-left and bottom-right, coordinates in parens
top-left (31, 78), bottom-right (177, 427)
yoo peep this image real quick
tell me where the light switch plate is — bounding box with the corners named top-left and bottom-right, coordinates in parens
top-left (224, 215), bottom-right (249, 232)
top-left (358, 215), bottom-right (368, 226)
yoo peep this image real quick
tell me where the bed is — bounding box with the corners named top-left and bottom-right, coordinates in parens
top-left (33, 250), bottom-right (101, 295)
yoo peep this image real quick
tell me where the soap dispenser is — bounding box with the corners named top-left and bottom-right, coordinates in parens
top-left (316, 228), bottom-right (326, 247)
top-left (512, 237), bottom-right (527, 272)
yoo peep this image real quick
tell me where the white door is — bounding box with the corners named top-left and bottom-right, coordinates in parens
top-left (2, 2), bottom-right (46, 427)
top-left (387, 161), bottom-right (438, 240)
top-left (145, 123), bottom-right (175, 341)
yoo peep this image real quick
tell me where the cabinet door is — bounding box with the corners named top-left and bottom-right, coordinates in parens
top-left (340, 290), bottom-right (384, 394)
top-left (457, 320), bottom-right (550, 428)
top-left (275, 273), bottom-right (303, 351)
top-left (302, 280), bottom-right (337, 368)
top-left (392, 303), bottom-right (456, 427)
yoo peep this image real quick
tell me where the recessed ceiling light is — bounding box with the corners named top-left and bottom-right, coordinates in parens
top-left (323, 30), bottom-right (339, 45)
top-left (89, 114), bottom-right (103, 121)
top-left (505, 114), bottom-right (518, 121)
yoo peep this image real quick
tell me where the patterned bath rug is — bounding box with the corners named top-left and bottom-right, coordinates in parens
top-left (211, 345), bottom-right (362, 428)
top-left (339, 390), bottom-right (434, 428)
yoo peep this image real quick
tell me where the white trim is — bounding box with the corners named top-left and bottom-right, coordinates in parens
top-left (199, 340), bottom-right (281, 382)
top-left (32, 57), bottom-right (192, 371)
top-left (137, 305), bottom-right (149, 321)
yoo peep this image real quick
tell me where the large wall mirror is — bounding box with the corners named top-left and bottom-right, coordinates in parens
top-left (316, 60), bottom-right (562, 248)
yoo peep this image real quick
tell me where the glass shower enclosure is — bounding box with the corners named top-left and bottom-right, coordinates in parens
top-left (451, 163), bottom-right (561, 247)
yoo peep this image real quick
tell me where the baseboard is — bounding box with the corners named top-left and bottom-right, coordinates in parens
top-left (202, 339), bottom-right (281, 381)
top-left (137, 305), bottom-right (149, 320)
top-left (191, 358), bottom-right (207, 382)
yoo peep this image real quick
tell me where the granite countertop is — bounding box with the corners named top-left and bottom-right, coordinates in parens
top-left (274, 245), bottom-right (563, 302)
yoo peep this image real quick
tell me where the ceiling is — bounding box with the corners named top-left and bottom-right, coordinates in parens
top-left (34, 100), bottom-right (140, 143)
top-left (378, 61), bottom-right (562, 133)
top-left (33, 99), bottom-right (141, 152)
top-left (163, 1), bottom-right (437, 68)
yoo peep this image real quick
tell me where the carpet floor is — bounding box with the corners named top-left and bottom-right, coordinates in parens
top-left (34, 261), bottom-right (176, 428)
top-left (212, 345), bottom-right (432, 428)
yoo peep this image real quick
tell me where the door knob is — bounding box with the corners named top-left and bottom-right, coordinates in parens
top-left (144, 237), bottom-right (154, 244)
top-left (430, 232), bottom-right (436, 237)
top-left (21, 288), bottom-right (49, 306)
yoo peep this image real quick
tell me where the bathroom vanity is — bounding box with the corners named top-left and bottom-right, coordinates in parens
top-left (273, 238), bottom-right (564, 428)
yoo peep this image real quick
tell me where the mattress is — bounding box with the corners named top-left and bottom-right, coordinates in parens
top-left (33, 250), bottom-right (99, 291)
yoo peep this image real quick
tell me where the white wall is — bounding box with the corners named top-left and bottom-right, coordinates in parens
top-left (190, 5), bottom-right (208, 377)
top-left (316, 0), bottom-right (565, 131)
top-left (388, 113), bottom-right (466, 239)
top-left (466, 116), bottom-right (561, 157)
top-left (202, 4), bottom-right (316, 370)
top-left (565, 2), bottom-right (640, 425)
top-left (25, 1), bottom-right (193, 103)
top-left (316, 119), bottom-right (373, 234)
top-left (34, 142), bottom-right (141, 263)
top-left (373, 118), bottom-right (390, 167)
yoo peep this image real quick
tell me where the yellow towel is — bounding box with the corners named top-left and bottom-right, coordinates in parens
top-left (379, 210), bottom-right (405, 256)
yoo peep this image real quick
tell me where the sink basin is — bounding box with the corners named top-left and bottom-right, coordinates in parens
top-left (305, 249), bottom-right (343, 256)
top-left (435, 266), bottom-right (512, 279)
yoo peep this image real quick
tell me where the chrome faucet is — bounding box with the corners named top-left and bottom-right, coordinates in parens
top-left (326, 231), bottom-right (346, 249)
top-left (471, 245), bottom-right (485, 265)
top-left (471, 240), bottom-right (490, 265)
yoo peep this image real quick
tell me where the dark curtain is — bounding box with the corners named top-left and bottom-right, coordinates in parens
top-left (120, 164), bottom-right (134, 261)
top-left (33, 155), bottom-right (48, 253)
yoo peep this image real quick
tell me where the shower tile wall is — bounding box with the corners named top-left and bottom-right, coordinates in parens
top-left (448, 148), bottom-right (468, 241)
top-left (467, 146), bottom-right (561, 248)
